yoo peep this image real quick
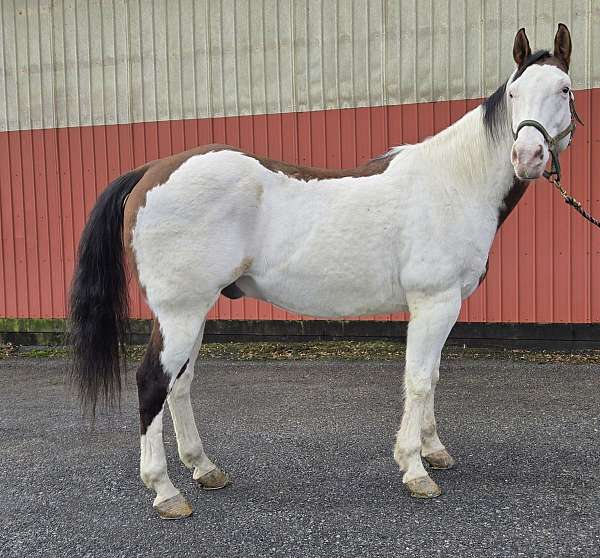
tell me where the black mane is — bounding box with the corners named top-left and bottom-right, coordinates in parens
top-left (482, 50), bottom-right (551, 139)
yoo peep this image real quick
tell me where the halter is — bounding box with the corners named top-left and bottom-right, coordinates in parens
top-left (512, 94), bottom-right (600, 229)
top-left (512, 94), bottom-right (583, 180)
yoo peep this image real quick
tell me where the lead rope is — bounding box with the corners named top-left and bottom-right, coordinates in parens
top-left (547, 174), bottom-right (600, 229)
top-left (542, 97), bottom-right (600, 228)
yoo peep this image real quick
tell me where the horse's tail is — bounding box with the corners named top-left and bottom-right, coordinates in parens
top-left (69, 166), bottom-right (147, 414)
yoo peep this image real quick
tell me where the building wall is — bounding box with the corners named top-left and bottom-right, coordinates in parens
top-left (1, 1), bottom-right (600, 323)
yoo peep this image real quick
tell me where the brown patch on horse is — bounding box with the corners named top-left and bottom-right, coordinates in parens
top-left (232, 257), bottom-right (253, 278)
top-left (137, 319), bottom-right (169, 434)
top-left (497, 175), bottom-right (529, 229)
top-left (553, 23), bottom-right (572, 71)
top-left (478, 260), bottom-right (490, 286)
top-left (535, 55), bottom-right (568, 74)
top-left (253, 150), bottom-right (396, 180)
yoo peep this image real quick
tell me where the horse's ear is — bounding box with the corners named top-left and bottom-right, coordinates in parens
top-left (513, 28), bottom-right (531, 68)
top-left (554, 23), bottom-right (572, 70)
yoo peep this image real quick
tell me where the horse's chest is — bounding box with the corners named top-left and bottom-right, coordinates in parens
top-left (454, 218), bottom-right (497, 297)
top-left (401, 207), bottom-right (496, 297)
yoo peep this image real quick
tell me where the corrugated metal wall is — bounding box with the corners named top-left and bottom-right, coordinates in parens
top-left (1, 1), bottom-right (599, 323)
top-left (3, 0), bottom-right (599, 130)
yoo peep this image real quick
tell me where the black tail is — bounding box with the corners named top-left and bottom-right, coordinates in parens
top-left (69, 167), bottom-right (147, 414)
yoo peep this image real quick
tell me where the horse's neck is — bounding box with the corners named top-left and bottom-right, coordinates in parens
top-left (414, 106), bottom-right (517, 214)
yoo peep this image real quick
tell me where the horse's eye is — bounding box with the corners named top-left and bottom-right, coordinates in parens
top-left (508, 92), bottom-right (513, 98)
top-left (562, 87), bottom-right (570, 94)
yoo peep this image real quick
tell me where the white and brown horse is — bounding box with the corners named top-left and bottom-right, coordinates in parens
top-left (70, 25), bottom-right (578, 518)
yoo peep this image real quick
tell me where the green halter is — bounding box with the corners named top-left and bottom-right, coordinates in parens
top-left (512, 95), bottom-right (583, 180)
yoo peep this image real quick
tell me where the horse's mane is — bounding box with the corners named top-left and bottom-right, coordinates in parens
top-left (482, 50), bottom-right (551, 139)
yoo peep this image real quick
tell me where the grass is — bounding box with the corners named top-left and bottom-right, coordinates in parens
top-left (2, 340), bottom-right (600, 365)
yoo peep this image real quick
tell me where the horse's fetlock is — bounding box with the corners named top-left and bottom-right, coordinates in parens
top-left (394, 440), bottom-right (420, 468)
top-left (141, 465), bottom-right (167, 487)
top-left (421, 422), bottom-right (436, 439)
top-left (179, 445), bottom-right (203, 468)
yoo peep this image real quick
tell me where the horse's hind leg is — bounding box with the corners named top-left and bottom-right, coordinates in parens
top-left (394, 288), bottom-right (461, 498)
top-left (137, 308), bottom-right (208, 519)
top-left (167, 322), bottom-right (231, 490)
top-left (137, 319), bottom-right (191, 519)
top-left (421, 356), bottom-right (455, 470)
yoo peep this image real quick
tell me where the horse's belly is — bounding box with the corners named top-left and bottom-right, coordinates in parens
top-left (237, 270), bottom-right (408, 318)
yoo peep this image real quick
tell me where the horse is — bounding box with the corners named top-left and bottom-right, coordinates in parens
top-left (69, 24), bottom-right (579, 519)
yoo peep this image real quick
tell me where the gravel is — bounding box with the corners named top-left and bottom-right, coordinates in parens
top-left (0, 356), bottom-right (598, 557)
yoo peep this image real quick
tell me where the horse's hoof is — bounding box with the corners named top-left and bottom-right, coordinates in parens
top-left (154, 493), bottom-right (193, 520)
top-left (196, 467), bottom-right (232, 490)
top-left (406, 476), bottom-right (442, 498)
top-left (423, 449), bottom-right (455, 470)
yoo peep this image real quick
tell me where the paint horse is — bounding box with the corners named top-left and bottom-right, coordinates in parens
top-left (70, 25), bottom-right (579, 519)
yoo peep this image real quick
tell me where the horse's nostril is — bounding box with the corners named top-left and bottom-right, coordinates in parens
top-left (534, 145), bottom-right (543, 160)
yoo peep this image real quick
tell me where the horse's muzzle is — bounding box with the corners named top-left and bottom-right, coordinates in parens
top-left (511, 142), bottom-right (547, 180)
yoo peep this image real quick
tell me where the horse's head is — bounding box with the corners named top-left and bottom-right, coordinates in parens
top-left (509, 24), bottom-right (577, 180)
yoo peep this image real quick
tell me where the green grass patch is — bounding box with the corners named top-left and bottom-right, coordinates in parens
top-left (3, 340), bottom-right (600, 364)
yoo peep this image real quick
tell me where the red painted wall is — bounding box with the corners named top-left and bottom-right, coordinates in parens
top-left (1, 90), bottom-right (599, 323)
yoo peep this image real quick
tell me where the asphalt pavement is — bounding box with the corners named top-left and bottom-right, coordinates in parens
top-left (0, 356), bottom-right (599, 557)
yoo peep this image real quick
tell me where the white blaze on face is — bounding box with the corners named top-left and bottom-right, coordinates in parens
top-left (508, 65), bottom-right (572, 180)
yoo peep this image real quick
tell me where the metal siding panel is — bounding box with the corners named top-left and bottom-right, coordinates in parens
top-left (88, 1), bottom-right (105, 126)
top-left (56, 128), bottom-right (74, 318)
top-left (2, 1), bottom-right (600, 131)
top-left (4, 95), bottom-right (595, 322)
top-left (8, 131), bottom-right (29, 316)
top-left (570, 88), bottom-right (592, 322)
top-left (17, 131), bottom-right (37, 316)
top-left (38, 130), bottom-right (53, 318)
top-left (0, 132), bottom-right (15, 316)
top-left (50, 0), bottom-right (67, 130)
top-left (516, 178), bottom-right (536, 322)
top-left (41, 128), bottom-right (66, 317)
top-left (591, 87), bottom-right (600, 322)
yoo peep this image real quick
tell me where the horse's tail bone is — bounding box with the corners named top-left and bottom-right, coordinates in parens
top-left (69, 166), bottom-right (147, 414)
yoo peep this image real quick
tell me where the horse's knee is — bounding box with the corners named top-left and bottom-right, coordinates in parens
top-left (405, 373), bottom-right (432, 400)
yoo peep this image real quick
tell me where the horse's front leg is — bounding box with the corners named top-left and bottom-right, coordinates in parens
top-left (394, 288), bottom-right (461, 498)
top-left (421, 356), bottom-right (455, 470)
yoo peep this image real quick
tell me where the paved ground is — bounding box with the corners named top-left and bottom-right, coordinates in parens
top-left (0, 356), bottom-right (598, 557)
